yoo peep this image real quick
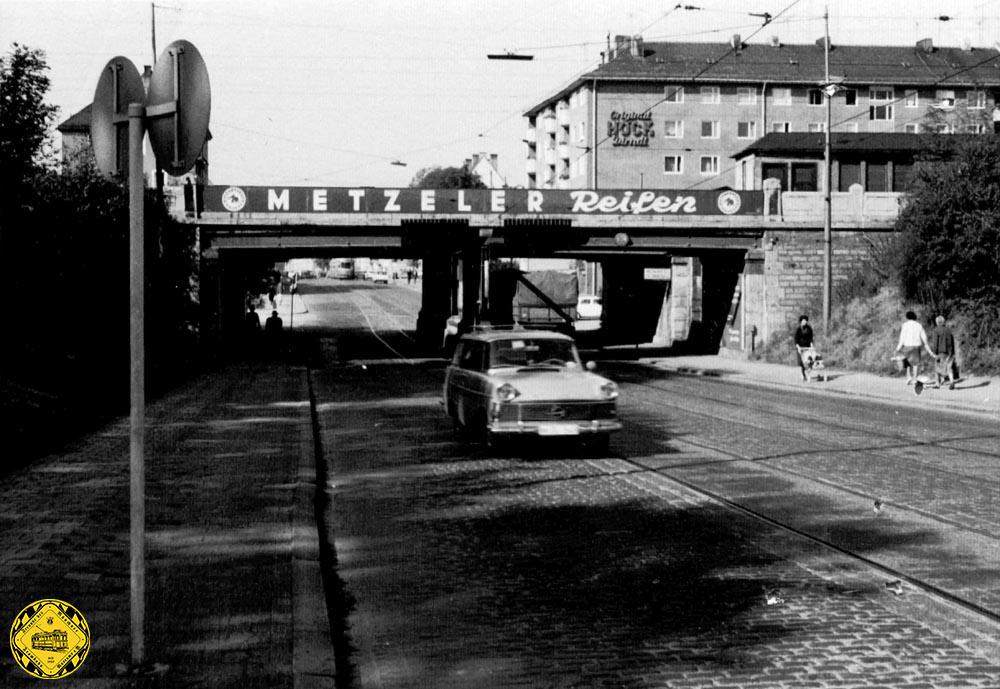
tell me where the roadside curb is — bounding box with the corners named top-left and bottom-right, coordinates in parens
top-left (646, 359), bottom-right (1000, 419)
top-left (292, 366), bottom-right (336, 688)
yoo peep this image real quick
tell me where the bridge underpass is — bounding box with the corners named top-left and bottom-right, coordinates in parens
top-left (176, 185), bottom-right (885, 355)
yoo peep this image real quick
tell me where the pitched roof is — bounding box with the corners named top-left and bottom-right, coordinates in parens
top-left (731, 132), bottom-right (976, 159)
top-left (57, 103), bottom-right (92, 133)
top-left (526, 40), bottom-right (1000, 115)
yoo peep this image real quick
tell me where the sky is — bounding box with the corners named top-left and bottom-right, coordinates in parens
top-left (2, 0), bottom-right (999, 188)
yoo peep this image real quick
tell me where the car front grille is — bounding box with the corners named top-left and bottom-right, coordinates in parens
top-left (497, 401), bottom-right (616, 423)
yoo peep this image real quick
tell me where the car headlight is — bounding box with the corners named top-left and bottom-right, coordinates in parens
top-left (496, 383), bottom-right (521, 402)
top-left (599, 381), bottom-right (619, 400)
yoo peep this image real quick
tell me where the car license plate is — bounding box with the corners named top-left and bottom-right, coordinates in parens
top-left (537, 423), bottom-right (579, 436)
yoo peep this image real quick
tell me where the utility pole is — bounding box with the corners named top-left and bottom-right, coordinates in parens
top-left (822, 5), bottom-right (833, 337)
top-left (151, 3), bottom-right (157, 65)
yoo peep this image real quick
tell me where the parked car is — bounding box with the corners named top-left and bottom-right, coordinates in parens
top-left (443, 328), bottom-right (621, 450)
top-left (371, 271), bottom-right (390, 284)
top-left (575, 294), bottom-right (602, 332)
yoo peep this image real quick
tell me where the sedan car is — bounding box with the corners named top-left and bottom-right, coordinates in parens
top-left (443, 328), bottom-right (621, 449)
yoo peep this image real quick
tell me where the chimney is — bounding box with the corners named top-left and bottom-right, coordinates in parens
top-left (731, 34), bottom-right (742, 52)
top-left (471, 154), bottom-right (480, 168)
top-left (630, 35), bottom-right (644, 58)
top-left (962, 38), bottom-right (972, 51)
top-left (142, 65), bottom-right (152, 93)
top-left (490, 154), bottom-right (498, 166)
top-left (917, 38), bottom-right (934, 53)
top-left (613, 34), bottom-right (630, 60)
top-left (770, 35), bottom-right (781, 48)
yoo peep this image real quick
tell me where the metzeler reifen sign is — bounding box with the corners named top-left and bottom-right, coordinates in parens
top-left (206, 187), bottom-right (760, 216)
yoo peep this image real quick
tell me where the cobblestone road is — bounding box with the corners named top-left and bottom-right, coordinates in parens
top-left (313, 360), bottom-right (1000, 689)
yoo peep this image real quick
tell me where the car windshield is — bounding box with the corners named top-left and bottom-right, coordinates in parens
top-left (489, 338), bottom-right (580, 368)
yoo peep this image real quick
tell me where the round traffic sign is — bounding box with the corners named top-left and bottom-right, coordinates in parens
top-left (146, 40), bottom-right (211, 177)
top-left (91, 56), bottom-right (145, 177)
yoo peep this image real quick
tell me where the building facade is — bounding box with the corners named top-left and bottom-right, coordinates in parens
top-left (524, 35), bottom-right (1000, 191)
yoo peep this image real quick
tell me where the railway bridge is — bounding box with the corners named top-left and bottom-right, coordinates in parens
top-left (170, 184), bottom-right (902, 353)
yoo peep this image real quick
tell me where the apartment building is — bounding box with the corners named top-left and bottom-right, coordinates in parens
top-left (524, 35), bottom-right (1000, 190)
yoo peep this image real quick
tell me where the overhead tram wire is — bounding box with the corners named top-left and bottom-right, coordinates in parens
top-left (678, 46), bottom-right (1000, 192)
top-left (578, 0), bottom-right (805, 165)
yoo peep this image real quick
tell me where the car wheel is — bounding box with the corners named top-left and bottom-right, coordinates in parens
top-left (586, 434), bottom-right (610, 455)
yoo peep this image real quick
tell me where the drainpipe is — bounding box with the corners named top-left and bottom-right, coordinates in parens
top-left (591, 78), bottom-right (598, 189)
top-left (760, 80), bottom-right (768, 190)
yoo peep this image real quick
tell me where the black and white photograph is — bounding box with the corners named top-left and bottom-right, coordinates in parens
top-left (1, 0), bottom-right (999, 686)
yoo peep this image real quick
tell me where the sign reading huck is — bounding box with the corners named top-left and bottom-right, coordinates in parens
top-left (207, 187), bottom-right (759, 216)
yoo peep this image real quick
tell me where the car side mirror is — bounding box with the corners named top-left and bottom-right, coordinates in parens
top-left (585, 361), bottom-right (597, 371)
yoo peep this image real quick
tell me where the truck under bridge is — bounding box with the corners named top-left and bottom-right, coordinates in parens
top-left (174, 185), bottom-right (898, 354)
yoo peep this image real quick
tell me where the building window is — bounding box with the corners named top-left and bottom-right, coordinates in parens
top-left (737, 87), bottom-right (757, 105)
top-left (843, 89), bottom-right (857, 106)
top-left (904, 122), bottom-right (920, 133)
top-left (870, 88), bottom-right (894, 120)
top-left (968, 90), bottom-right (986, 110)
top-left (808, 89), bottom-right (823, 105)
top-left (701, 86), bottom-right (720, 104)
top-left (935, 89), bottom-right (956, 109)
top-left (664, 85), bottom-right (684, 103)
top-left (700, 156), bottom-right (719, 175)
top-left (663, 120), bottom-right (684, 138)
top-left (904, 90), bottom-right (919, 108)
top-left (929, 122), bottom-right (954, 134)
top-left (773, 87), bottom-right (792, 105)
top-left (701, 120), bottom-right (719, 138)
top-left (737, 121), bottom-right (757, 138)
top-left (808, 122), bottom-right (827, 132)
top-left (791, 163), bottom-right (818, 191)
top-left (839, 122), bottom-right (859, 132)
top-left (772, 121), bottom-right (791, 133)
top-left (664, 156), bottom-right (683, 174)
top-left (964, 123), bottom-right (986, 134)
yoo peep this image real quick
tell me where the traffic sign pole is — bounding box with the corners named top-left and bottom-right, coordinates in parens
top-left (128, 102), bottom-right (146, 667)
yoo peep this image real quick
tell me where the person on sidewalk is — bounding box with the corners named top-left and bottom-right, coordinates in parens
top-left (794, 315), bottom-right (814, 381)
top-left (929, 315), bottom-right (957, 390)
top-left (895, 311), bottom-right (936, 394)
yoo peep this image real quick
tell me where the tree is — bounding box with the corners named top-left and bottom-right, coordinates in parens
top-left (895, 134), bottom-right (1000, 355)
top-left (0, 44), bottom-right (57, 189)
top-left (409, 165), bottom-right (487, 189)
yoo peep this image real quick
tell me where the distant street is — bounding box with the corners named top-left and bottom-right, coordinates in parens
top-left (299, 279), bottom-right (1000, 688)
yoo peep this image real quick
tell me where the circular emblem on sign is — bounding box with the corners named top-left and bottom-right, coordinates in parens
top-left (10, 599), bottom-right (90, 679)
top-left (717, 190), bottom-right (742, 215)
top-left (222, 186), bottom-right (247, 213)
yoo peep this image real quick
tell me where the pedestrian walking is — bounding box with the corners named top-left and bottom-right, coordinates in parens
top-left (794, 315), bottom-right (814, 381)
top-left (245, 305), bottom-right (261, 333)
top-left (895, 311), bottom-right (936, 395)
top-left (264, 310), bottom-right (283, 335)
top-left (929, 315), bottom-right (957, 390)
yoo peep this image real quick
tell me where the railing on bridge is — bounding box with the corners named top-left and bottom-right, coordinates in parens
top-left (768, 187), bottom-right (905, 226)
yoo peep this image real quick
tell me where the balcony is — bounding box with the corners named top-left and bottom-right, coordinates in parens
top-left (543, 116), bottom-right (557, 134)
top-left (558, 143), bottom-right (570, 160)
top-left (557, 108), bottom-right (571, 127)
top-left (525, 158), bottom-right (536, 175)
top-left (544, 147), bottom-right (557, 165)
top-left (524, 128), bottom-right (536, 144)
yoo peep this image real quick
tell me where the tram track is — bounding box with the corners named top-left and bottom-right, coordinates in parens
top-left (591, 373), bottom-right (1000, 632)
top-left (618, 371), bottom-right (1000, 484)
top-left (582, 454), bottom-right (1000, 630)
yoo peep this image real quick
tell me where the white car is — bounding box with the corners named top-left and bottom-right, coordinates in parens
top-left (443, 328), bottom-right (621, 450)
top-left (372, 271), bottom-right (390, 284)
top-left (575, 294), bottom-right (602, 331)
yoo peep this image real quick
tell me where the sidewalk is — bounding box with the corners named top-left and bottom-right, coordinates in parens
top-left (639, 352), bottom-right (1000, 418)
top-left (0, 363), bottom-right (335, 688)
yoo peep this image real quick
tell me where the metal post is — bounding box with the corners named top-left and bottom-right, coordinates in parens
top-left (822, 6), bottom-right (833, 336)
top-left (128, 102), bottom-right (146, 667)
